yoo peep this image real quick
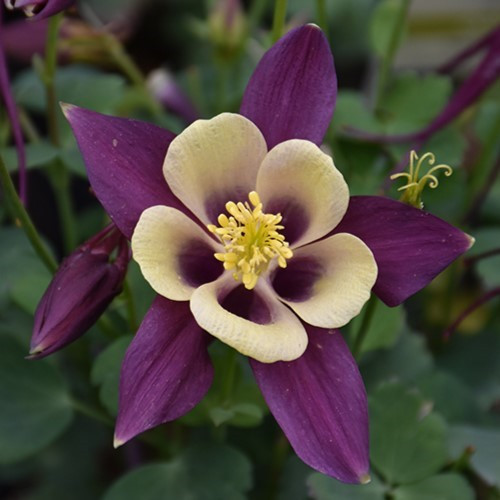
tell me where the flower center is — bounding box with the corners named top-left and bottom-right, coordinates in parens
top-left (207, 191), bottom-right (293, 290)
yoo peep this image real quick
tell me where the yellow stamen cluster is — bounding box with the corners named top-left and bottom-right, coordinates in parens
top-left (208, 191), bottom-right (293, 290)
top-left (390, 150), bottom-right (453, 209)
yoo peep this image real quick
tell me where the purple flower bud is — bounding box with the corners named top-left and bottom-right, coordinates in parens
top-left (4, 0), bottom-right (74, 21)
top-left (29, 225), bottom-right (130, 359)
top-left (147, 69), bottom-right (199, 124)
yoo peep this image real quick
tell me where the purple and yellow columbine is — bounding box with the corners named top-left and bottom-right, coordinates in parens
top-left (62, 25), bottom-right (472, 483)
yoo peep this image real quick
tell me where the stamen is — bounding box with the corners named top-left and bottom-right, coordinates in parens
top-left (208, 191), bottom-right (293, 290)
top-left (390, 150), bottom-right (453, 208)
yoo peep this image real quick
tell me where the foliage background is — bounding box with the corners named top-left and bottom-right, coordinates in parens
top-left (0, 0), bottom-right (499, 498)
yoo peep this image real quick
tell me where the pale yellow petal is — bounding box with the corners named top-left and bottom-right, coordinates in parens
top-left (256, 139), bottom-right (349, 247)
top-left (163, 113), bottom-right (268, 224)
top-left (277, 233), bottom-right (378, 328)
top-left (132, 206), bottom-right (222, 301)
top-left (190, 275), bottom-right (308, 363)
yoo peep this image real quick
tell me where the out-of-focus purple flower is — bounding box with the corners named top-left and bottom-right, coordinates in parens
top-left (147, 69), bottom-right (199, 124)
top-left (0, 6), bottom-right (27, 203)
top-left (29, 224), bottom-right (129, 359)
top-left (4, 0), bottom-right (74, 20)
top-left (62, 25), bottom-right (473, 484)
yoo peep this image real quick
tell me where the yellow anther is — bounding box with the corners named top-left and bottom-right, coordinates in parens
top-left (208, 191), bottom-right (293, 290)
top-left (390, 150), bottom-right (453, 209)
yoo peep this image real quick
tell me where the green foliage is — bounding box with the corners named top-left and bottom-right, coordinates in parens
top-left (369, 382), bottom-right (449, 484)
top-left (308, 472), bottom-right (386, 500)
top-left (0, 336), bottom-right (73, 464)
top-left (91, 336), bottom-right (132, 416)
top-left (104, 442), bottom-right (253, 500)
top-left (393, 473), bottom-right (475, 500)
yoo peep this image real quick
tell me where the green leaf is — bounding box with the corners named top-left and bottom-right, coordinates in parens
top-left (0, 142), bottom-right (59, 172)
top-left (104, 442), bottom-right (252, 500)
top-left (370, 0), bottom-right (408, 58)
top-left (383, 73), bottom-right (452, 133)
top-left (308, 472), bottom-right (386, 500)
top-left (466, 228), bottom-right (500, 289)
top-left (361, 329), bottom-right (434, 391)
top-left (0, 336), bottom-right (73, 463)
top-left (437, 329), bottom-right (500, 410)
top-left (182, 344), bottom-right (267, 428)
top-left (332, 91), bottom-right (382, 135)
top-left (393, 473), bottom-right (474, 500)
top-left (0, 227), bottom-right (52, 314)
top-left (91, 336), bottom-right (132, 416)
top-left (369, 382), bottom-right (449, 484)
top-left (449, 425), bottom-right (500, 487)
top-left (349, 301), bottom-right (404, 354)
top-left (277, 456), bottom-right (312, 500)
top-left (416, 371), bottom-right (481, 423)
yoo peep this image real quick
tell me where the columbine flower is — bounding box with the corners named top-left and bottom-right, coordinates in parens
top-left (4, 0), bottom-right (74, 20)
top-left (29, 224), bottom-right (129, 359)
top-left (63, 25), bottom-right (473, 483)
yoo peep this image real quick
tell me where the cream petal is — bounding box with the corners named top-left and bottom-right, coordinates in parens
top-left (131, 205), bottom-right (223, 301)
top-left (190, 275), bottom-right (308, 363)
top-left (275, 233), bottom-right (378, 328)
top-left (163, 113), bottom-right (268, 225)
top-left (256, 139), bottom-right (349, 247)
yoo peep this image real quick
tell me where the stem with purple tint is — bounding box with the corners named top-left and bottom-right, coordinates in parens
top-left (443, 287), bottom-right (500, 340)
top-left (0, 5), bottom-right (27, 204)
top-left (0, 153), bottom-right (57, 272)
top-left (352, 294), bottom-right (378, 359)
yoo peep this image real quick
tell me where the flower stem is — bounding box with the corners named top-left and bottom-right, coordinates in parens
top-left (352, 295), bottom-right (378, 359)
top-left (48, 160), bottom-right (77, 254)
top-left (44, 13), bottom-right (63, 146)
top-left (373, 0), bottom-right (411, 111)
top-left (0, 153), bottom-right (57, 273)
top-left (70, 397), bottom-right (113, 426)
top-left (122, 278), bottom-right (138, 332)
top-left (103, 34), bottom-right (163, 118)
top-left (222, 347), bottom-right (238, 403)
top-left (272, 0), bottom-right (288, 43)
top-left (315, 0), bottom-right (329, 40)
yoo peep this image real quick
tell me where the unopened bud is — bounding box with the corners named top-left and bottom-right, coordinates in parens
top-left (29, 225), bottom-right (129, 359)
top-left (208, 0), bottom-right (246, 60)
top-left (147, 69), bottom-right (198, 124)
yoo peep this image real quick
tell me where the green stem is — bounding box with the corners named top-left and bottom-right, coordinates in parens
top-left (70, 397), bottom-right (113, 426)
top-left (0, 153), bottom-right (57, 273)
top-left (248, 0), bottom-right (268, 33)
top-left (103, 35), bottom-right (163, 118)
top-left (315, 0), bottom-right (329, 39)
top-left (272, 0), bottom-right (288, 43)
top-left (352, 295), bottom-right (378, 359)
top-left (374, 0), bottom-right (411, 111)
top-left (44, 13), bottom-right (63, 146)
top-left (48, 160), bottom-right (77, 254)
top-left (122, 278), bottom-right (138, 332)
top-left (222, 348), bottom-right (238, 403)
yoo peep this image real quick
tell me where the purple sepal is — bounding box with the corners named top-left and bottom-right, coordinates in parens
top-left (251, 327), bottom-right (369, 484)
top-left (63, 105), bottom-right (187, 239)
top-left (5, 0), bottom-right (75, 20)
top-left (0, 6), bottom-right (27, 203)
top-left (30, 225), bottom-right (130, 359)
top-left (333, 196), bottom-right (473, 307)
top-left (114, 296), bottom-right (214, 446)
top-left (240, 24), bottom-right (337, 149)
